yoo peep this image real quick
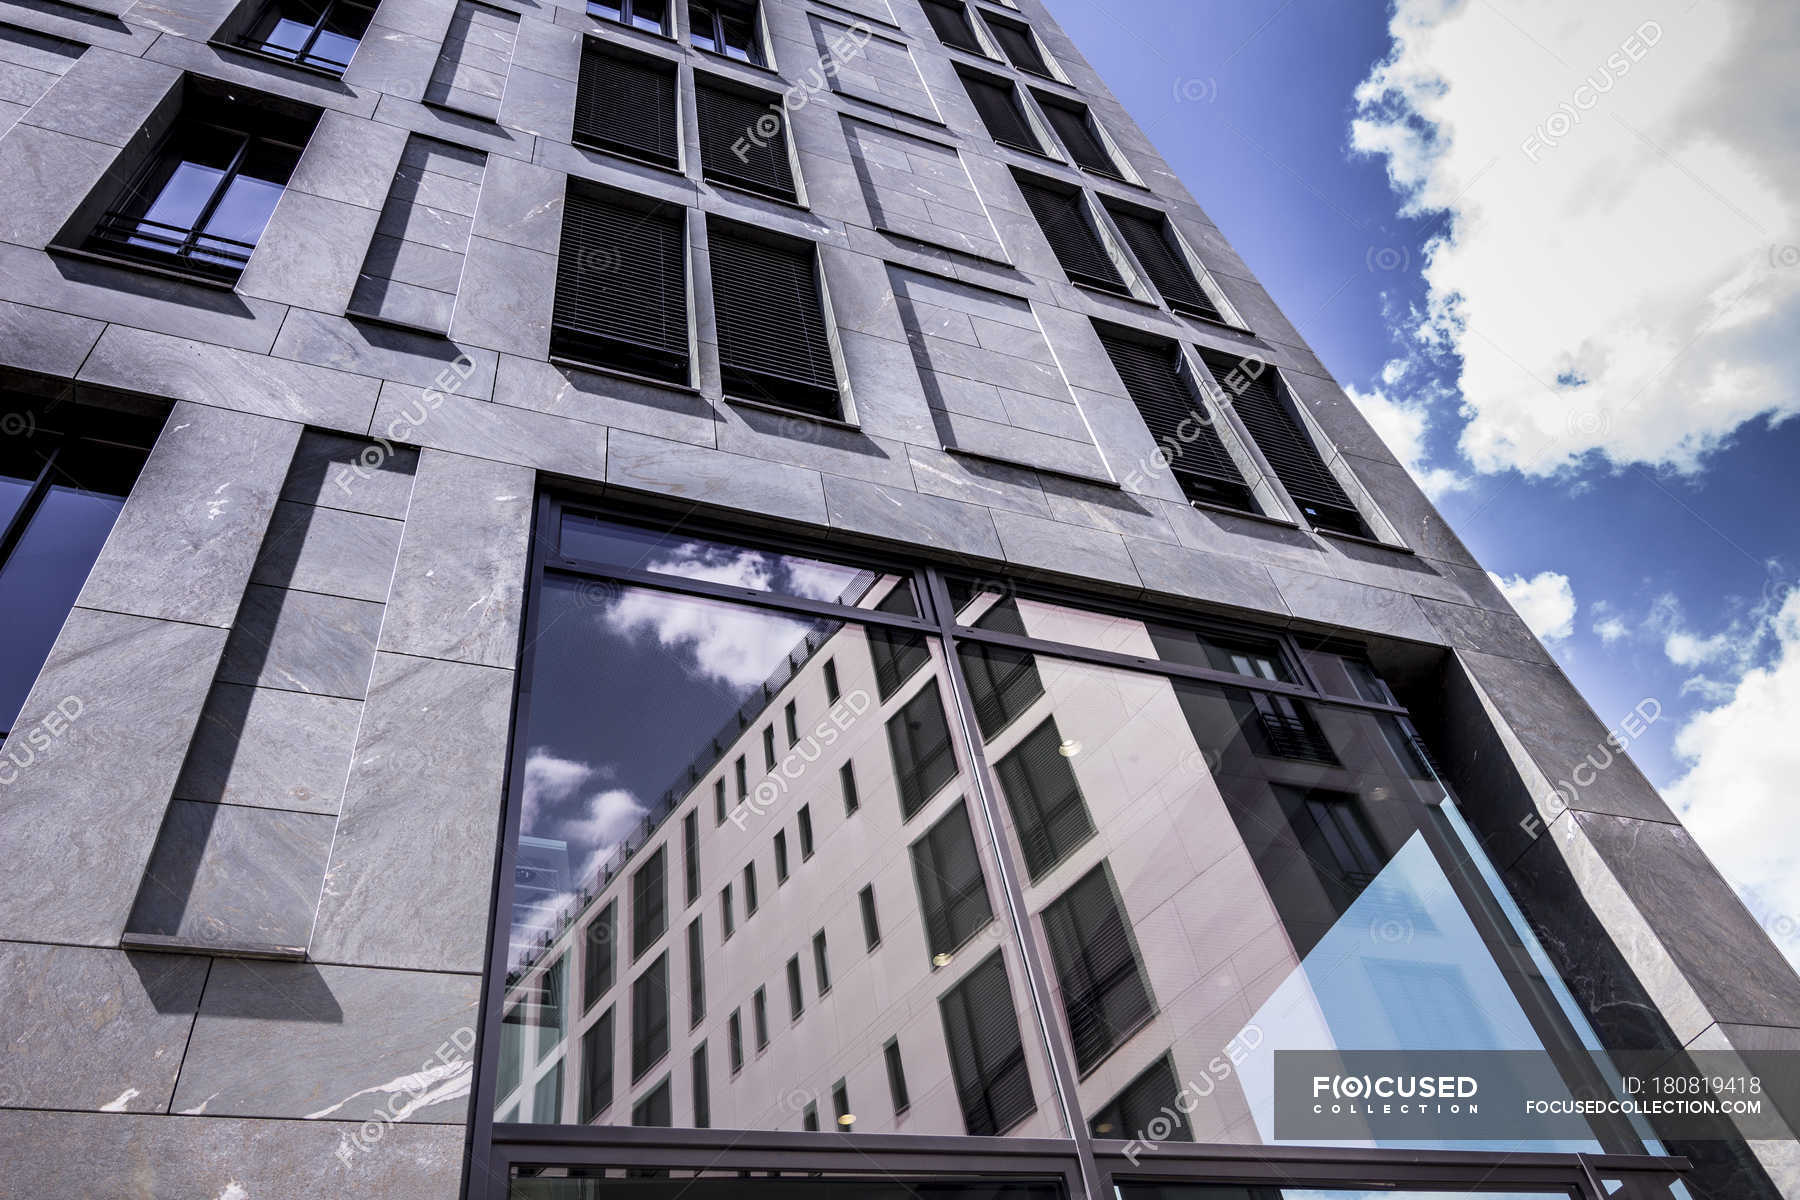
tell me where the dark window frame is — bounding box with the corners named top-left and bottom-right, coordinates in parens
top-left (688, 0), bottom-right (766, 65)
top-left (587, 0), bottom-right (671, 36)
top-left (233, 0), bottom-right (378, 74)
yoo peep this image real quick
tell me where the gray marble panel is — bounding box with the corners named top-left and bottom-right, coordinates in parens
top-left (1417, 595), bottom-right (1552, 665)
top-left (0, 298), bottom-right (104, 378)
top-left (171, 960), bottom-right (481, 1121)
top-left (446, 235), bottom-right (556, 357)
top-left (270, 307), bottom-right (499, 399)
top-left (0, 942), bottom-right (206, 1113)
top-left (906, 445), bottom-right (1052, 518)
top-left (174, 682), bottom-right (361, 814)
top-left (251, 500), bottom-right (405, 603)
top-left (0, 1111), bottom-right (464, 1199)
top-left (281, 430), bottom-right (420, 521)
top-left (78, 326), bottom-right (378, 434)
top-left (823, 474), bottom-right (1003, 562)
top-left (125, 799), bottom-right (335, 951)
top-left (608, 428), bottom-right (830, 526)
top-left (309, 654), bottom-right (514, 972)
top-left (717, 404), bottom-right (915, 488)
top-left (1124, 536), bottom-right (1288, 616)
top-left (286, 109), bottom-right (413, 210)
top-left (77, 402), bottom-right (301, 628)
top-left (470, 152), bottom-right (565, 253)
top-left (237, 191), bottom-right (381, 313)
top-left (378, 449), bottom-right (531, 669)
top-left (1266, 563), bottom-right (1439, 643)
top-left (216, 585), bottom-right (384, 700)
top-left (0, 122), bottom-right (119, 249)
top-left (991, 509), bottom-right (1138, 589)
top-left (492, 354), bottom-right (716, 446)
top-left (18, 46), bottom-right (176, 146)
top-left (0, 609), bottom-right (227, 945)
top-left (371, 383), bottom-right (607, 480)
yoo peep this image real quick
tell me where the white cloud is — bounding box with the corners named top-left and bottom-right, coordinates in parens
top-left (606, 573), bottom-right (815, 690)
top-left (1352, 0), bottom-right (1800, 478)
top-left (520, 750), bottom-right (595, 832)
top-left (1593, 615), bottom-right (1630, 644)
top-left (1346, 381), bottom-right (1468, 498)
top-left (1665, 592), bottom-right (1800, 970)
top-left (1491, 569), bottom-right (1577, 642)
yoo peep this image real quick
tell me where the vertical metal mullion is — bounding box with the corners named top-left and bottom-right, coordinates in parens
top-left (0, 445), bottom-right (61, 566)
top-left (294, 0), bottom-right (333, 67)
top-left (182, 129), bottom-right (253, 260)
top-left (921, 566), bottom-right (1105, 1200)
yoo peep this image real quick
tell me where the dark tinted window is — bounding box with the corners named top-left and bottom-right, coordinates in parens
top-left (238, 0), bottom-right (376, 73)
top-left (859, 884), bottom-right (881, 949)
top-left (682, 811), bottom-right (700, 904)
top-left (1089, 1054), bottom-right (1189, 1142)
top-left (686, 917), bottom-right (705, 1025)
top-left (1103, 202), bottom-right (1222, 321)
top-left (1015, 174), bottom-right (1127, 293)
top-left (632, 1076), bottom-right (672, 1126)
top-left (588, 0), bottom-right (669, 35)
top-left (708, 222), bottom-right (840, 416)
top-left (910, 800), bottom-right (994, 959)
top-left (887, 680), bottom-right (958, 820)
top-left (689, 0), bottom-right (763, 63)
top-left (939, 952), bottom-right (1034, 1135)
top-left (984, 13), bottom-right (1051, 75)
top-left (691, 1042), bottom-right (710, 1127)
top-left (582, 901), bottom-right (615, 1011)
top-left (993, 718), bottom-right (1095, 880)
top-left (632, 846), bottom-right (667, 958)
top-left (1041, 863), bottom-right (1154, 1072)
top-left (575, 41), bottom-right (679, 167)
top-left (579, 1007), bottom-right (614, 1122)
top-left (956, 68), bottom-right (1043, 153)
top-left (922, 0), bottom-right (982, 53)
top-left (956, 598), bottom-right (1045, 739)
top-left (631, 954), bottom-right (669, 1080)
top-left (1035, 93), bottom-right (1120, 175)
top-left (696, 77), bottom-right (796, 200)
top-left (1096, 329), bottom-right (1254, 512)
top-left (884, 1037), bottom-right (910, 1115)
top-left (551, 188), bottom-right (688, 383)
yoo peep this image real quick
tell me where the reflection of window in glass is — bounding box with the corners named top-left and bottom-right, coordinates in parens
top-left (798, 804), bottom-right (814, 859)
top-left (774, 830), bottom-right (789, 883)
top-left (1041, 863), bottom-right (1154, 1073)
top-left (884, 1037), bottom-right (910, 1117)
top-left (859, 884), bottom-right (881, 950)
top-left (868, 585), bottom-right (931, 700)
top-left (632, 847), bottom-right (667, 959)
top-left (498, 1005), bottom-right (524, 1102)
top-left (762, 724), bottom-right (775, 771)
top-left (728, 1009), bottom-right (743, 1072)
top-left (888, 679), bottom-right (959, 820)
top-left (583, 902), bottom-right (615, 1011)
top-left (580, 1008), bottom-right (613, 1122)
top-left (957, 598), bottom-right (1045, 739)
top-left (236, 0), bottom-right (376, 73)
top-left (682, 811), bottom-right (700, 904)
top-left (1148, 622), bottom-right (1294, 681)
top-left (1379, 713), bottom-right (1440, 780)
top-left (691, 1043), bottom-right (709, 1127)
top-left (813, 929), bottom-right (831, 994)
top-left (743, 862), bottom-right (758, 916)
top-left (824, 658), bottom-right (840, 702)
top-left (831, 1077), bottom-right (851, 1129)
top-left (994, 718), bottom-right (1095, 881)
top-left (632, 1076), bottom-right (672, 1126)
top-left (720, 883), bottom-right (734, 939)
top-left (1272, 784), bottom-right (1388, 918)
top-left (685, 918), bottom-right (704, 1026)
top-left (689, 0), bottom-right (764, 65)
top-left (1088, 1052), bottom-right (1189, 1141)
top-left (714, 779), bottom-right (726, 826)
top-left (911, 800), bottom-right (994, 960)
top-left (735, 756), bottom-right (747, 801)
top-left (533, 1058), bottom-right (563, 1122)
top-left (537, 956), bottom-right (565, 1059)
top-left (939, 951), bottom-right (1035, 1136)
top-left (1238, 691), bottom-right (1338, 765)
top-left (631, 954), bottom-right (669, 1081)
top-left (784, 700), bottom-right (798, 745)
top-left (802, 1099), bottom-right (818, 1130)
top-left (752, 986), bottom-right (768, 1050)
top-left (786, 954), bottom-right (803, 1019)
top-left (841, 761), bottom-right (859, 814)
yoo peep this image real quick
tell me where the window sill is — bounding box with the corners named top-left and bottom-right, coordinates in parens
top-left (705, 176), bottom-right (808, 213)
top-left (1073, 279), bottom-right (1159, 309)
top-left (1079, 165), bottom-right (1150, 192)
top-left (1174, 306), bottom-right (1254, 337)
top-left (944, 445), bottom-right (1119, 490)
top-left (1185, 499), bottom-right (1301, 531)
top-left (1317, 527), bottom-right (1416, 556)
top-left (724, 394), bottom-right (858, 432)
top-left (993, 138), bottom-right (1065, 166)
top-left (206, 38), bottom-right (351, 83)
top-left (547, 354), bottom-right (703, 396)
top-left (570, 135), bottom-right (685, 178)
top-left (693, 45), bottom-right (782, 78)
top-left (48, 244), bottom-right (242, 292)
top-left (120, 932), bottom-right (308, 961)
top-left (346, 307), bottom-right (452, 339)
top-left (420, 97), bottom-right (502, 125)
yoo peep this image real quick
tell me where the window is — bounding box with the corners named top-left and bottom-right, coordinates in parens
top-left (82, 84), bottom-right (316, 283)
top-left (983, 12), bottom-right (1052, 76)
top-left (813, 929), bottom-right (831, 994)
top-left (884, 1037), bottom-right (910, 1116)
top-left (574, 40), bottom-right (679, 168)
top-left (752, 986), bottom-right (769, 1050)
top-left (956, 598), bottom-right (1045, 739)
top-left (631, 954), bottom-right (670, 1080)
top-left (867, 586), bottom-right (931, 700)
top-left (1102, 201), bottom-right (1224, 321)
top-left (533, 1059), bottom-right (563, 1122)
top-left (887, 679), bottom-right (958, 820)
top-left (1014, 174), bottom-right (1127, 293)
top-left (802, 1100), bottom-right (818, 1130)
top-left (831, 1077), bottom-right (851, 1129)
top-left (714, 779), bottom-right (727, 825)
top-left (686, 917), bottom-right (705, 1026)
top-left (632, 1076), bottom-right (672, 1126)
top-left (1034, 93), bottom-right (1122, 176)
top-left (1273, 784), bottom-right (1387, 915)
top-left (797, 804), bottom-right (814, 859)
top-left (735, 756), bottom-right (747, 801)
top-left (1041, 862), bottom-right (1155, 1073)
top-left (579, 1008), bottom-right (614, 1122)
top-left (632, 846), bottom-right (667, 959)
top-left (1090, 1054), bottom-right (1189, 1141)
top-left (551, 187), bottom-right (689, 384)
top-left (696, 76), bottom-right (797, 201)
top-left (774, 830), bottom-right (789, 883)
top-left (0, 402), bottom-right (157, 737)
top-left (921, 0), bottom-right (983, 54)
top-left (1240, 690), bottom-right (1339, 765)
top-left (1196, 348), bottom-right (1370, 537)
top-left (536, 957), bottom-right (566, 1058)
top-left (939, 951), bottom-right (1034, 1135)
top-left (784, 700), bottom-right (798, 745)
top-left (728, 1009), bottom-right (743, 1072)
top-left (1095, 328), bottom-right (1255, 513)
top-left (720, 884), bottom-right (735, 939)
top-left (823, 658), bottom-right (840, 702)
top-left (707, 221), bottom-right (841, 416)
top-left (691, 1043), bottom-right (710, 1128)
top-left (682, 811), bottom-right (700, 905)
top-left (859, 884), bottom-right (881, 950)
top-left (955, 67), bottom-right (1043, 153)
top-left (235, 0), bottom-right (375, 74)
top-left (689, 0), bottom-right (764, 64)
top-left (582, 901), bottom-right (616, 1012)
top-left (840, 761), bottom-right (860, 815)
top-left (911, 800), bottom-right (994, 960)
top-left (762, 724), bottom-right (776, 771)
top-left (786, 954), bottom-right (803, 1019)
top-left (588, 0), bottom-right (668, 34)
top-left (743, 861), bottom-right (759, 916)
top-left (993, 718), bottom-right (1096, 880)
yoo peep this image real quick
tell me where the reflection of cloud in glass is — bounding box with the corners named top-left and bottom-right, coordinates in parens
top-left (519, 748), bottom-right (648, 900)
top-left (521, 749), bottom-right (598, 831)
top-left (647, 542), bottom-right (866, 603)
top-left (605, 569), bottom-right (816, 690)
top-left (511, 887), bottom-right (576, 972)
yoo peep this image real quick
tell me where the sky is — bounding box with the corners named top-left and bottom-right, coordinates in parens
top-left (1042, 0), bottom-right (1800, 965)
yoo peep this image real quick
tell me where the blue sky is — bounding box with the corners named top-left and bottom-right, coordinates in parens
top-left (1043, 0), bottom-right (1800, 957)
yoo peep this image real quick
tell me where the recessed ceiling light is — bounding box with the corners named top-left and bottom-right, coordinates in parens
top-left (1058, 739), bottom-right (1083, 757)
top-left (838, 1113), bottom-right (856, 1127)
top-left (932, 952), bottom-right (953, 967)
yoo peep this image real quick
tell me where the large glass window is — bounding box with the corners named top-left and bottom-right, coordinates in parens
top-left (689, 0), bottom-right (765, 64)
top-left (235, 0), bottom-right (376, 74)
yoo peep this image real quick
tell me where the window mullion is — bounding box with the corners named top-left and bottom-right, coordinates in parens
top-left (182, 128), bottom-right (254, 260)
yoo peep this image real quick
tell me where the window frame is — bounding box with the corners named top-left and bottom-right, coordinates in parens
top-left (688, 0), bottom-right (769, 66)
top-left (229, 0), bottom-right (378, 75)
top-left (587, 0), bottom-right (672, 37)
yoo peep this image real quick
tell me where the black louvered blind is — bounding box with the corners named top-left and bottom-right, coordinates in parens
top-left (695, 79), bottom-right (796, 200)
top-left (1098, 331), bottom-right (1255, 512)
top-left (575, 42), bottom-right (679, 168)
top-left (708, 225), bottom-right (841, 415)
top-left (993, 718), bottom-right (1095, 880)
top-left (939, 951), bottom-right (1035, 1136)
top-left (552, 190), bottom-right (689, 382)
top-left (1042, 863), bottom-right (1155, 1073)
top-left (986, 15), bottom-right (1051, 76)
top-left (1037, 95), bottom-right (1117, 175)
top-left (958, 70), bottom-right (1043, 153)
top-left (887, 679), bottom-right (958, 820)
top-left (1090, 1055), bottom-right (1191, 1141)
top-left (1015, 177), bottom-right (1127, 293)
top-left (1105, 203), bottom-right (1223, 321)
top-left (910, 800), bottom-right (993, 957)
top-left (956, 597), bottom-right (1044, 739)
top-left (922, 0), bottom-right (983, 53)
top-left (1196, 348), bottom-right (1368, 535)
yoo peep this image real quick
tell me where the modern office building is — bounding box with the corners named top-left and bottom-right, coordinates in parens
top-left (0, 0), bottom-right (1795, 1196)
